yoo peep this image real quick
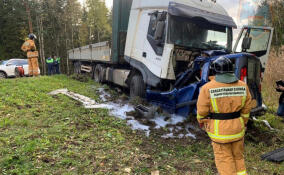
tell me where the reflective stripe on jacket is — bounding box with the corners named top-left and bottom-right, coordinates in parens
top-left (197, 79), bottom-right (253, 143)
top-left (46, 58), bottom-right (54, 64)
top-left (56, 57), bottom-right (60, 64)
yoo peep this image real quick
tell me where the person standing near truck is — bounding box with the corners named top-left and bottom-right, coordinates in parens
top-left (21, 33), bottom-right (39, 76)
top-left (276, 80), bottom-right (284, 117)
top-left (197, 56), bottom-right (253, 175)
top-left (46, 56), bottom-right (54, 76)
top-left (54, 56), bottom-right (61, 74)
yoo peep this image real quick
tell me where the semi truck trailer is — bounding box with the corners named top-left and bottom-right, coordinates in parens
top-left (68, 0), bottom-right (273, 116)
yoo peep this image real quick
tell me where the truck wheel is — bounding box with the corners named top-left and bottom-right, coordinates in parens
top-left (74, 62), bottom-right (81, 74)
top-left (0, 72), bottom-right (6, 79)
top-left (99, 66), bottom-right (106, 83)
top-left (73, 62), bottom-right (78, 74)
top-left (130, 74), bottom-right (145, 98)
top-left (94, 65), bottom-right (102, 83)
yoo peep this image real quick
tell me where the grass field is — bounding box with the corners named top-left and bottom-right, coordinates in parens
top-left (0, 74), bottom-right (283, 175)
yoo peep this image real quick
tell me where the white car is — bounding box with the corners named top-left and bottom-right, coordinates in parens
top-left (0, 59), bottom-right (40, 78)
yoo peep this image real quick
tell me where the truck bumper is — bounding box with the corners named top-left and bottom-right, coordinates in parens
top-left (146, 82), bottom-right (203, 117)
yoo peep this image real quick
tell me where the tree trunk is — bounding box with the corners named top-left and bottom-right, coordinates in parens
top-left (40, 17), bottom-right (46, 75)
top-left (65, 22), bottom-right (69, 75)
top-left (36, 17), bottom-right (44, 75)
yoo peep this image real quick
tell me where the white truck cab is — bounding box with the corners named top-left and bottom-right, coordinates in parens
top-left (124, 0), bottom-right (236, 89)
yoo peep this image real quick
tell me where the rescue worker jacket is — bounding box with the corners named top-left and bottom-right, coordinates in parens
top-left (46, 58), bottom-right (54, 64)
top-left (21, 39), bottom-right (38, 59)
top-left (197, 79), bottom-right (253, 143)
top-left (21, 39), bottom-right (36, 52)
top-left (56, 57), bottom-right (60, 64)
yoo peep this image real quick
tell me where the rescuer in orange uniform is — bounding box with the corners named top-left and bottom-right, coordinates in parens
top-left (197, 57), bottom-right (253, 175)
top-left (21, 34), bottom-right (39, 76)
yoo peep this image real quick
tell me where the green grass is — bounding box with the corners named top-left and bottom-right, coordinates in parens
top-left (0, 75), bottom-right (283, 174)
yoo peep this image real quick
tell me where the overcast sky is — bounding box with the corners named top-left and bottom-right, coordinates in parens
top-left (79, 0), bottom-right (266, 28)
top-left (79, 0), bottom-right (113, 9)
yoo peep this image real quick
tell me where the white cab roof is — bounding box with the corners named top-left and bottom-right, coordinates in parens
top-left (132, 0), bottom-right (236, 28)
top-left (132, 0), bottom-right (229, 17)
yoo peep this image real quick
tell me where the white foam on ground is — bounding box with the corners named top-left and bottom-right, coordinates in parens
top-left (127, 120), bottom-right (150, 131)
top-left (161, 133), bottom-right (174, 139)
top-left (151, 116), bottom-right (169, 129)
top-left (151, 114), bottom-right (186, 129)
top-left (97, 88), bottom-right (111, 102)
top-left (169, 114), bottom-right (186, 125)
top-left (108, 102), bottom-right (135, 120)
top-left (49, 88), bottom-right (196, 139)
top-left (185, 133), bottom-right (196, 139)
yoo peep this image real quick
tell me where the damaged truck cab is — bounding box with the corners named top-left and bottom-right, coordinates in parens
top-left (147, 26), bottom-right (273, 116)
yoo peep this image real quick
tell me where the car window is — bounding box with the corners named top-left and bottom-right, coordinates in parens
top-left (7, 60), bottom-right (28, 66)
top-left (0, 60), bottom-right (8, 65)
top-left (7, 60), bottom-right (19, 66)
top-left (18, 60), bottom-right (28, 66)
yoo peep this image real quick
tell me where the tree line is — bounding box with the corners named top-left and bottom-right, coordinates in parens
top-left (0, 0), bottom-right (111, 74)
top-left (0, 0), bottom-right (283, 75)
top-left (253, 0), bottom-right (284, 50)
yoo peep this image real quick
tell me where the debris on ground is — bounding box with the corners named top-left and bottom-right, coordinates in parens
top-left (252, 117), bottom-right (275, 130)
top-left (49, 88), bottom-right (197, 139)
top-left (261, 147), bottom-right (284, 163)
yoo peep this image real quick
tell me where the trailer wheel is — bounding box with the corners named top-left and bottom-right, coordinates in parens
top-left (99, 66), bottom-right (106, 83)
top-left (74, 62), bottom-right (81, 74)
top-left (73, 62), bottom-right (78, 74)
top-left (94, 64), bottom-right (103, 83)
top-left (130, 74), bottom-right (145, 98)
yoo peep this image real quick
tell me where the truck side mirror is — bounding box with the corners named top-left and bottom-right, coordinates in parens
top-left (242, 37), bottom-right (252, 50)
top-left (154, 21), bottom-right (165, 40)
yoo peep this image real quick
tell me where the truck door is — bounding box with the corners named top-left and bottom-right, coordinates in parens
top-left (233, 26), bottom-right (273, 69)
top-left (143, 11), bottom-right (167, 77)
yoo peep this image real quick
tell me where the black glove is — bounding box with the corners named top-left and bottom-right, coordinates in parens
top-left (276, 87), bottom-right (282, 92)
top-left (276, 80), bottom-right (284, 87)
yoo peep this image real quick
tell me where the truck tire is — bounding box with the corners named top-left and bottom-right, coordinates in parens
top-left (0, 72), bottom-right (6, 79)
top-left (130, 74), bottom-right (145, 98)
top-left (99, 66), bottom-right (106, 83)
top-left (74, 62), bottom-right (81, 74)
top-left (94, 64), bottom-right (102, 83)
top-left (73, 62), bottom-right (78, 74)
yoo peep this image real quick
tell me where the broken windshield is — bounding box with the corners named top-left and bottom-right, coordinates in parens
top-left (168, 16), bottom-right (231, 51)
